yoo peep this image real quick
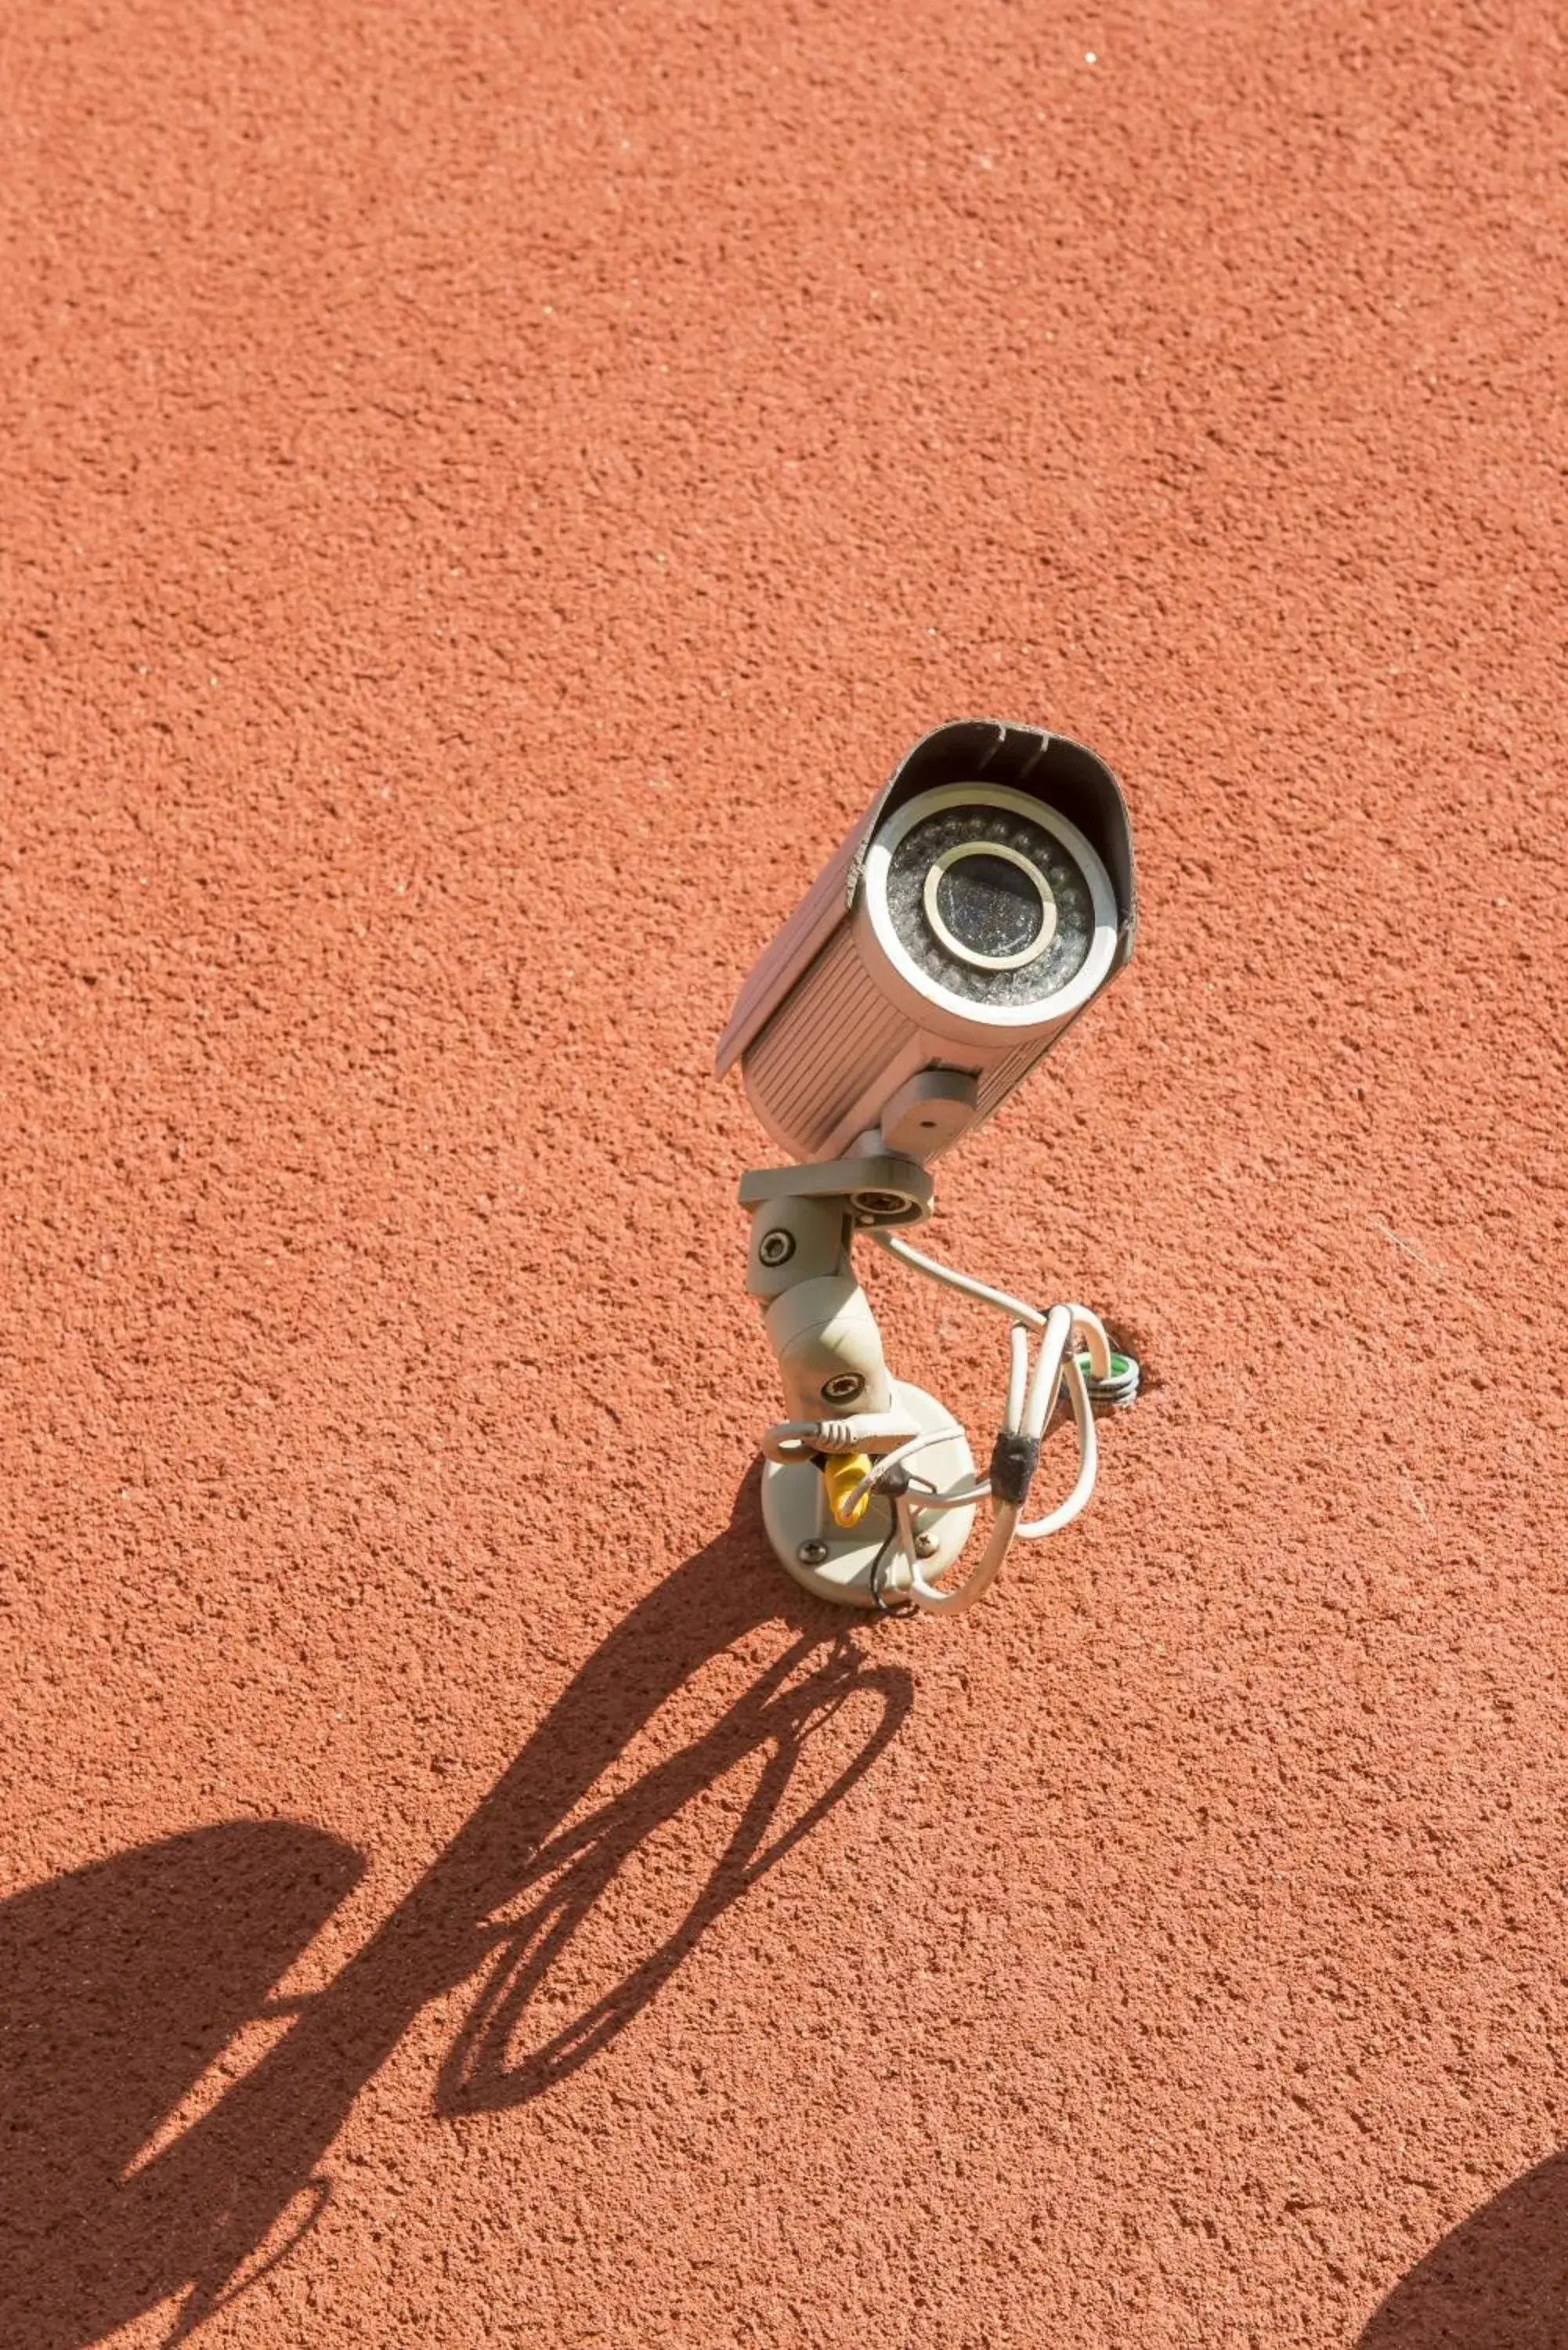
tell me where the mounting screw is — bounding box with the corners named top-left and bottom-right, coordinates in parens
top-left (758, 1227), bottom-right (795, 1268)
top-left (797, 1538), bottom-right (830, 1567)
top-left (913, 1531), bottom-right (939, 1559)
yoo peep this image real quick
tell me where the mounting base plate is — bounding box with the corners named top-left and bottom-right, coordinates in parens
top-left (761, 1379), bottom-right (977, 1609)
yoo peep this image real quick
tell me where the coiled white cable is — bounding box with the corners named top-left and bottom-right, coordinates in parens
top-left (865, 1231), bottom-right (1125, 1614)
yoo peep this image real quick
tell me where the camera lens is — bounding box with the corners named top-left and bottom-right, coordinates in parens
top-left (923, 843), bottom-right (1056, 971)
top-left (934, 853), bottom-right (1041, 957)
top-left (879, 798), bottom-right (1098, 1008)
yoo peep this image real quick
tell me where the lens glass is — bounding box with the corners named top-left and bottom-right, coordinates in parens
top-left (883, 804), bottom-right (1097, 1006)
top-left (934, 851), bottom-right (1045, 961)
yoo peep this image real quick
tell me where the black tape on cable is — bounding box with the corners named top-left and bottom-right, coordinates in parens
top-left (987, 1430), bottom-right (1041, 1506)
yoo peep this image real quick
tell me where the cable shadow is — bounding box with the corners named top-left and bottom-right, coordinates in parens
top-left (0, 1484), bottom-right (912, 2347)
top-left (437, 1600), bottom-right (895, 2113)
top-left (1359, 2152), bottom-right (1568, 2348)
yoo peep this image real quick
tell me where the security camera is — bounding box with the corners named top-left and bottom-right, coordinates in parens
top-left (716, 718), bottom-right (1136, 1165)
top-left (715, 720), bottom-right (1140, 1618)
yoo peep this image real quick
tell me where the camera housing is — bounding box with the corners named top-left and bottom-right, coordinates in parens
top-left (715, 719), bottom-right (1136, 1164)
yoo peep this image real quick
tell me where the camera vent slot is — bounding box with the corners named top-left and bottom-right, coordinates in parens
top-left (742, 927), bottom-right (909, 1159)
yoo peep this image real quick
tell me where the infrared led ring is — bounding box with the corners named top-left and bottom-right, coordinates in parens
top-left (862, 781), bottom-right (1119, 1026)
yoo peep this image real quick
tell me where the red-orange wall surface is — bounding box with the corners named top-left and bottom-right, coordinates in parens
top-left (2, 4), bottom-right (1565, 2343)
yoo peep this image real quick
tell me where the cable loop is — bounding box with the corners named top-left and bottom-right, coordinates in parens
top-left (862, 1236), bottom-right (1136, 1615)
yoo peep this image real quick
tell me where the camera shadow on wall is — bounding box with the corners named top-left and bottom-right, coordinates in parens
top-left (0, 1485), bottom-right (912, 2347)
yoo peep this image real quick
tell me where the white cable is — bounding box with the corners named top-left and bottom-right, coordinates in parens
top-left (891, 1307), bottom-right (1065, 1614)
top-left (1003, 1320), bottom-right (1029, 1434)
top-left (904, 1502), bottom-right (1020, 1615)
top-left (899, 1315), bottom-right (1027, 1516)
top-left (840, 1312), bottom-right (1035, 1523)
top-left (865, 1242), bottom-right (1120, 1613)
top-left (760, 1407), bottom-right (921, 1464)
top-left (835, 1421), bottom-right (970, 1521)
top-left (1064, 1304), bottom-right (1114, 1384)
top-left (1022, 1303), bottom-right (1074, 1441)
top-left (1017, 1349), bottom-right (1097, 1538)
top-left (869, 1229), bottom-right (1048, 1331)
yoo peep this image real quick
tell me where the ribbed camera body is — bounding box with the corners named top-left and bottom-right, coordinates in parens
top-left (716, 720), bottom-right (1137, 1166)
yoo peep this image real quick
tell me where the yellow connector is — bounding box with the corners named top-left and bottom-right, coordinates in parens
top-left (823, 1451), bottom-right (875, 1529)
